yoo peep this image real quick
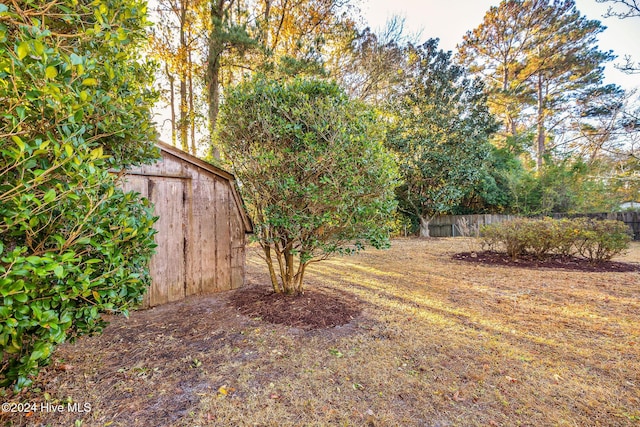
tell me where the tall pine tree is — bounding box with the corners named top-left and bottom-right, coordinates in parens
top-left (458, 0), bottom-right (616, 169)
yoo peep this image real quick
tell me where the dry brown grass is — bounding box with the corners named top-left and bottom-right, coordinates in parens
top-left (4, 238), bottom-right (639, 426)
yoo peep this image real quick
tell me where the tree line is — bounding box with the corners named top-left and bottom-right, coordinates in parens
top-left (150, 0), bottom-right (638, 228)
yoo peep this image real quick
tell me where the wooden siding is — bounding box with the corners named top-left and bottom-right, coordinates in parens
top-left (215, 179), bottom-right (231, 291)
top-left (121, 142), bottom-right (251, 307)
top-left (230, 194), bottom-right (246, 290)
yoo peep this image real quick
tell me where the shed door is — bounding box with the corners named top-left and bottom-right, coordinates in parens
top-left (149, 177), bottom-right (186, 306)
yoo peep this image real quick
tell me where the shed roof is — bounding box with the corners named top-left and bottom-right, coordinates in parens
top-left (155, 140), bottom-right (253, 233)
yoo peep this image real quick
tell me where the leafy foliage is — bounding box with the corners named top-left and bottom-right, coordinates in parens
top-left (150, 0), bottom-right (357, 155)
top-left (481, 217), bottom-right (632, 261)
top-left (454, 145), bottom-right (526, 214)
top-left (216, 77), bottom-right (398, 294)
top-left (0, 0), bottom-right (158, 391)
top-left (571, 218), bottom-right (633, 261)
top-left (387, 40), bottom-right (498, 236)
top-left (461, 149), bottom-right (629, 216)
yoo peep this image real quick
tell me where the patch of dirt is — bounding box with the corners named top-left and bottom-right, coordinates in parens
top-left (453, 251), bottom-right (640, 272)
top-left (1, 284), bottom-right (364, 427)
top-left (229, 285), bottom-right (363, 330)
top-left (3, 294), bottom-right (243, 427)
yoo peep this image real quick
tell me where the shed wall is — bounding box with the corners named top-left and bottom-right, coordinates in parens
top-left (121, 149), bottom-right (247, 307)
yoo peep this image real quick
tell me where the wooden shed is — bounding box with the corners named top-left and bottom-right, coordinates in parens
top-left (121, 141), bottom-right (252, 308)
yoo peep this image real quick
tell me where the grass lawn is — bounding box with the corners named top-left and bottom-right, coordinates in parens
top-left (5, 238), bottom-right (640, 426)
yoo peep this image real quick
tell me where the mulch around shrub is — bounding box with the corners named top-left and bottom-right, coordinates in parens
top-left (453, 251), bottom-right (640, 272)
top-left (228, 285), bottom-right (363, 330)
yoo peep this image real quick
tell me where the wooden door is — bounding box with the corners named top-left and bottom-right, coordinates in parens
top-left (148, 177), bottom-right (186, 306)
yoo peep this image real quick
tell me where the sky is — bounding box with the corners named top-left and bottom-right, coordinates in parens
top-left (360, 0), bottom-right (640, 92)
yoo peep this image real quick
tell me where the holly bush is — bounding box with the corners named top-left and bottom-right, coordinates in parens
top-left (1, 0), bottom-right (158, 391)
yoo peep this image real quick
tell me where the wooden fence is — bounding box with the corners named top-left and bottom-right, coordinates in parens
top-left (427, 214), bottom-right (516, 238)
top-left (428, 212), bottom-right (640, 240)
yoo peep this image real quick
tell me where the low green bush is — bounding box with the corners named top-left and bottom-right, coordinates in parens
top-left (480, 217), bottom-right (632, 262)
top-left (573, 218), bottom-right (632, 262)
top-left (522, 217), bottom-right (558, 259)
top-left (480, 218), bottom-right (529, 259)
top-left (553, 219), bottom-right (579, 257)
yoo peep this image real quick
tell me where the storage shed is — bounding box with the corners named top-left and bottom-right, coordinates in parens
top-left (121, 141), bottom-right (252, 308)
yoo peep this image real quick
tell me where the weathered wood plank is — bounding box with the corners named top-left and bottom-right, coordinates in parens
top-left (149, 177), bottom-right (186, 306)
top-left (185, 172), bottom-right (201, 296)
top-left (188, 174), bottom-right (218, 295)
top-left (231, 248), bottom-right (245, 290)
top-left (215, 181), bottom-right (231, 291)
top-left (230, 203), bottom-right (246, 289)
top-left (120, 175), bottom-right (152, 307)
top-left (198, 176), bottom-right (218, 294)
top-left (183, 176), bottom-right (195, 297)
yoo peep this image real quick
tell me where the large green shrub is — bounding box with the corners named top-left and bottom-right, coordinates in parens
top-left (480, 217), bottom-right (632, 262)
top-left (1, 0), bottom-right (158, 391)
top-left (216, 77), bottom-right (399, 295)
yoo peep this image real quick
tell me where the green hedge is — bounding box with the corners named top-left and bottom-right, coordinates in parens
top-left (480, 217), bottom-right (632, 262)
top-left (1, 0), bottom-right (158, 391)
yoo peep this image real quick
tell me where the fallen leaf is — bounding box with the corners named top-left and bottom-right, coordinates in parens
top-left (452, 390), bottom-right (465, 402)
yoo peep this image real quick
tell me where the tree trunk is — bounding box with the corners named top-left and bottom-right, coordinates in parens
top-left (179, 2), bottom-right (189, 152)
top-left (294, 262), bottom-right (307, 294)
top-left (166, 63), bottom-right (177, 147)
top-left (282, 245), bottom-right (296, 294)
top-left (264, 235), bottom-right (306, 295)
top-left (263, 245), bottom-right (282, 293)
top-left (188, 47), bottom-right (196, 155)
top-left (503, 67), bottom-right (514, 137)
top-left (207, 0), bottom-right (225, 160)
top-left (536, 72), bottom-right (545, 171)
top-left (263, 0), bottom-right (271, 46)
top-left (419, 216), bottom-right (431, 238)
